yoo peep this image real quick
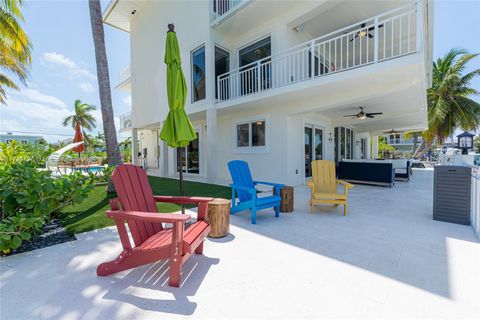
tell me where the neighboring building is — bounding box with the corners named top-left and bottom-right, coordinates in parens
top-left (0, 133), bottom-right (42, 144)
top-left (384, 132), bottom-right (421, 153)
top-left (104, 0), bottom-right (434, 186)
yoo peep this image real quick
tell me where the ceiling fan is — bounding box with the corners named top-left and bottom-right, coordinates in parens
top-left (343, 107), bottom-right (383, 120)
top-left (350, 23), bottom-right (384, 41)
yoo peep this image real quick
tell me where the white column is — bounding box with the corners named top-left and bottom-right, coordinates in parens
top-left (416, 0), bottom-right (423, 53)
top-left (206, 108), bottom-right (217, 183)
top-left (132, 128), bottom-right (139, 166)
top-left (159, 123), bottom-right (169, 177)
top-left (371, 136), bottom-right (379, 160)
top-left (366, 136), bottom-right (372, 159)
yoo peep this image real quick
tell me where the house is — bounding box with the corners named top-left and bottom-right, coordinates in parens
top-left (383, 132), bottom-right (422, 153)
top-left (0, 133), bottom-right (43, 144)
top-left (104, 0), bottom-right (434, 186)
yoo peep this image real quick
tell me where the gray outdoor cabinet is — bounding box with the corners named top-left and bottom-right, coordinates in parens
top-left (433, 166), bottom-right (471, 225)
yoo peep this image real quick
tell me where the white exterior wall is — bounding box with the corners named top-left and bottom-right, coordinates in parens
top-left (119, 0), bottom-right (432, 186)
top-left (130, 0), bottom-right (212, 129)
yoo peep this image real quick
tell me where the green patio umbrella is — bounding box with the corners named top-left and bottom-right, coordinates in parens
top-left (160, 23), bottom-right (197, 210)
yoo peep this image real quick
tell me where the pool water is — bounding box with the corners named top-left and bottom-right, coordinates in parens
top-left (74, 166), bottom-right (104, 173)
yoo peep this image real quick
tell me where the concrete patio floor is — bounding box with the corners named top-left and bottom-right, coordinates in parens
top-left (1, 169), bottom-right (479, 319)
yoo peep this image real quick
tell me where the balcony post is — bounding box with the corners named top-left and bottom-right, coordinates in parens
top-left (310, 40), bottom-right (315, 77)
top-left (256, 61), bottom-right (261, 92)
top-left (217, 75), bottom-right (221, 101)
top-left (374, 17), bottom-right (379, 63)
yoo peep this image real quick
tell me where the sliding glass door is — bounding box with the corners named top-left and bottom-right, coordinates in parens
top-left (177, 130), bottom-right (200, 174)
top-left (334, 126), bottom-right (354, 163)
top-left (305, 125), bottom-right (324, 178)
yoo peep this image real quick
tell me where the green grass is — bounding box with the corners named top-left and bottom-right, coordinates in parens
top-left (59, 176), bottom-right (230, 235)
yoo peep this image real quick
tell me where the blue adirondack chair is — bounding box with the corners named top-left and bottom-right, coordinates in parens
top-left (228, 160), bottom-right (284, 224)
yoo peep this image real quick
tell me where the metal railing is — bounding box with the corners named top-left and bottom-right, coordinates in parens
top-left (118, 65), bottom-right (130, 85)
top-left (119, 111), bottom-right (132, 130)
top-left (217, 2), bottom-right (420, 102)
top-left (212, 0), bottom-right (246, 20)
top-left (385, 135), bottom-right (415, 145)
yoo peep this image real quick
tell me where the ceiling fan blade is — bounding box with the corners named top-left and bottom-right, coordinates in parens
top-left (366, 112), bottom-right (383, 116)
top-left (367, 24), bottom-right (384, 32)
top-left (368, 33), bottom-right (374, 38)
top-left (366, 115), bottom-right (375, 118)
top-left (343, 114), bottom-right (359, 117)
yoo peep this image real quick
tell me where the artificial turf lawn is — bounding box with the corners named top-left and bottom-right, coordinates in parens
top-left (59, 176), bottom-right (231, 235)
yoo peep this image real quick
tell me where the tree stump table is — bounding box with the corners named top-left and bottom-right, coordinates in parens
top-left (207, 198), bottom-right (231, 238)
top-left (279, 186), bottom-right (294, 213)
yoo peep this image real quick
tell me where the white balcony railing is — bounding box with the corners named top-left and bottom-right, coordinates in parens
top-left (385, 136), bottom-right (415, 145)
top-left (118, 65), bottom-right (130, 86)
top-left (217, 3), bottom-right (420, 102)
top-left (119, 111), bottom-right (132, 130)
top-left (212, 0), bottom-right (246, 21)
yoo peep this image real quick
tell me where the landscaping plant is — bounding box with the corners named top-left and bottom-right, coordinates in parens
top-left (0, 161), bottom-right (95, 254)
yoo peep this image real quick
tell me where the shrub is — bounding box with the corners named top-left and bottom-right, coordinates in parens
top-left (0, 162), bottom-right (95, 254)
top-left (0, 141), bottom-right (54, 168)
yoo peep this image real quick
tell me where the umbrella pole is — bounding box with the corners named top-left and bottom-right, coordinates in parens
top-left (177, 147), bottom-right (185, 214)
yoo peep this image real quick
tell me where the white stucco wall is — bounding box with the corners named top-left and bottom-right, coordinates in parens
top-left (130, 0), bottom-right (211, 129)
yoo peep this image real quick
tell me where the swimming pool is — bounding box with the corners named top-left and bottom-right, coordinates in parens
top-left (73, 166), bottom-right (105, 173)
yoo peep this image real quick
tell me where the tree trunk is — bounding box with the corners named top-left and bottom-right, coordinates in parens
top-left (88, 0), bottom-right (122, 192)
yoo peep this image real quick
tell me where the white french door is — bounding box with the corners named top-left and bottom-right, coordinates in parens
top-left (304, 125), bottom-right (324, 178)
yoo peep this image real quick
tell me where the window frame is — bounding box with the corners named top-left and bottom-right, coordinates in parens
top-left (190, 44), bottom-right (206, 104)
top-left (232, 114), bottom-right (270, 153)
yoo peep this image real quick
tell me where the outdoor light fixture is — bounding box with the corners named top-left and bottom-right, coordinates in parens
top-left (442, 146), bottom-right (447, 154)
top-left (457, 131), bottom-right (474, 155)
top-left (328, 132), bottom-right (333, 142)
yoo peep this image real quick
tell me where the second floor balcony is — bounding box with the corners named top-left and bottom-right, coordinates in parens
top-left (216, 3), bottom-right (421, 104)
top-left (211, 0), bottom-right (249, 26)
top-left (116, 65), bottom-right (131, 91)
top-left (119, 111), bottom-right (132, 131)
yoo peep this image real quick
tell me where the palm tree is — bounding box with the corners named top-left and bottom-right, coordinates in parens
top-left (62, 99), bottom-right (96, 135)
top-left (63, 99), bottom-right (96, 154)
top-left (119, 137), bottom-right (132, 151)
top-left (414, 49), bottom-right (480, 158)
top-left (0, 0), bottom-right (32, 104)
top-left (88, 0), bottom-right (122, 191)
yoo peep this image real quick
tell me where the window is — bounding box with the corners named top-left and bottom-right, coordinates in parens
top-left (191, 45), bottom-right (205, 102)
top-left (236, 120), bottom-right (266, 148)
top-left (5, 139), bottom-right (12, 144)
top-left (215, 46), bottom-right (229, 100)
top-left (20, 139), bottom-right (28, 144)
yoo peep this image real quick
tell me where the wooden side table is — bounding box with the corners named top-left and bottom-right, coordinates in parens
top-left (279, 186), bottom-right (294, 213)
top-left (207, 198), bottom-right (231, 238)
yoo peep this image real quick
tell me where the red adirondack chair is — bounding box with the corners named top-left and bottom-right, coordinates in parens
top-left (96, 164), bottom-right (213, 287)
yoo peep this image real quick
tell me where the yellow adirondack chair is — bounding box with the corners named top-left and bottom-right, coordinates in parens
top-left (307, 160), bottom-right (353, 215)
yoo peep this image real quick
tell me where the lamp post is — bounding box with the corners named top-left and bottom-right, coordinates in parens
top-left (457, 131), bottom-right (474, 155)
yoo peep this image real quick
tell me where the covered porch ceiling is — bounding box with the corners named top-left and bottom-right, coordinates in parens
top-left (320, 87), bottom-right (428, 135)
top-left (294, 0), bottom-right (414, 39)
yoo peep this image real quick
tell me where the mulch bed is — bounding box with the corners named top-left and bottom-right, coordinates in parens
top-left (9, 219), bottom-right (77, 256)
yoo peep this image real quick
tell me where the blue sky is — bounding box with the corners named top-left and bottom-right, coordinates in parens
top-left (1, 0), bottom-right (479, 142)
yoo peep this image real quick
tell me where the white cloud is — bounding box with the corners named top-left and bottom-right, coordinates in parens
top-left (43, 52), bottom-right (96, 80)
top-left (79, 82), bottom-right (96, 94)
top-left (122, 95), bottom-right (131, 105)
top-left (10, 89), bottom-right (67, 108)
